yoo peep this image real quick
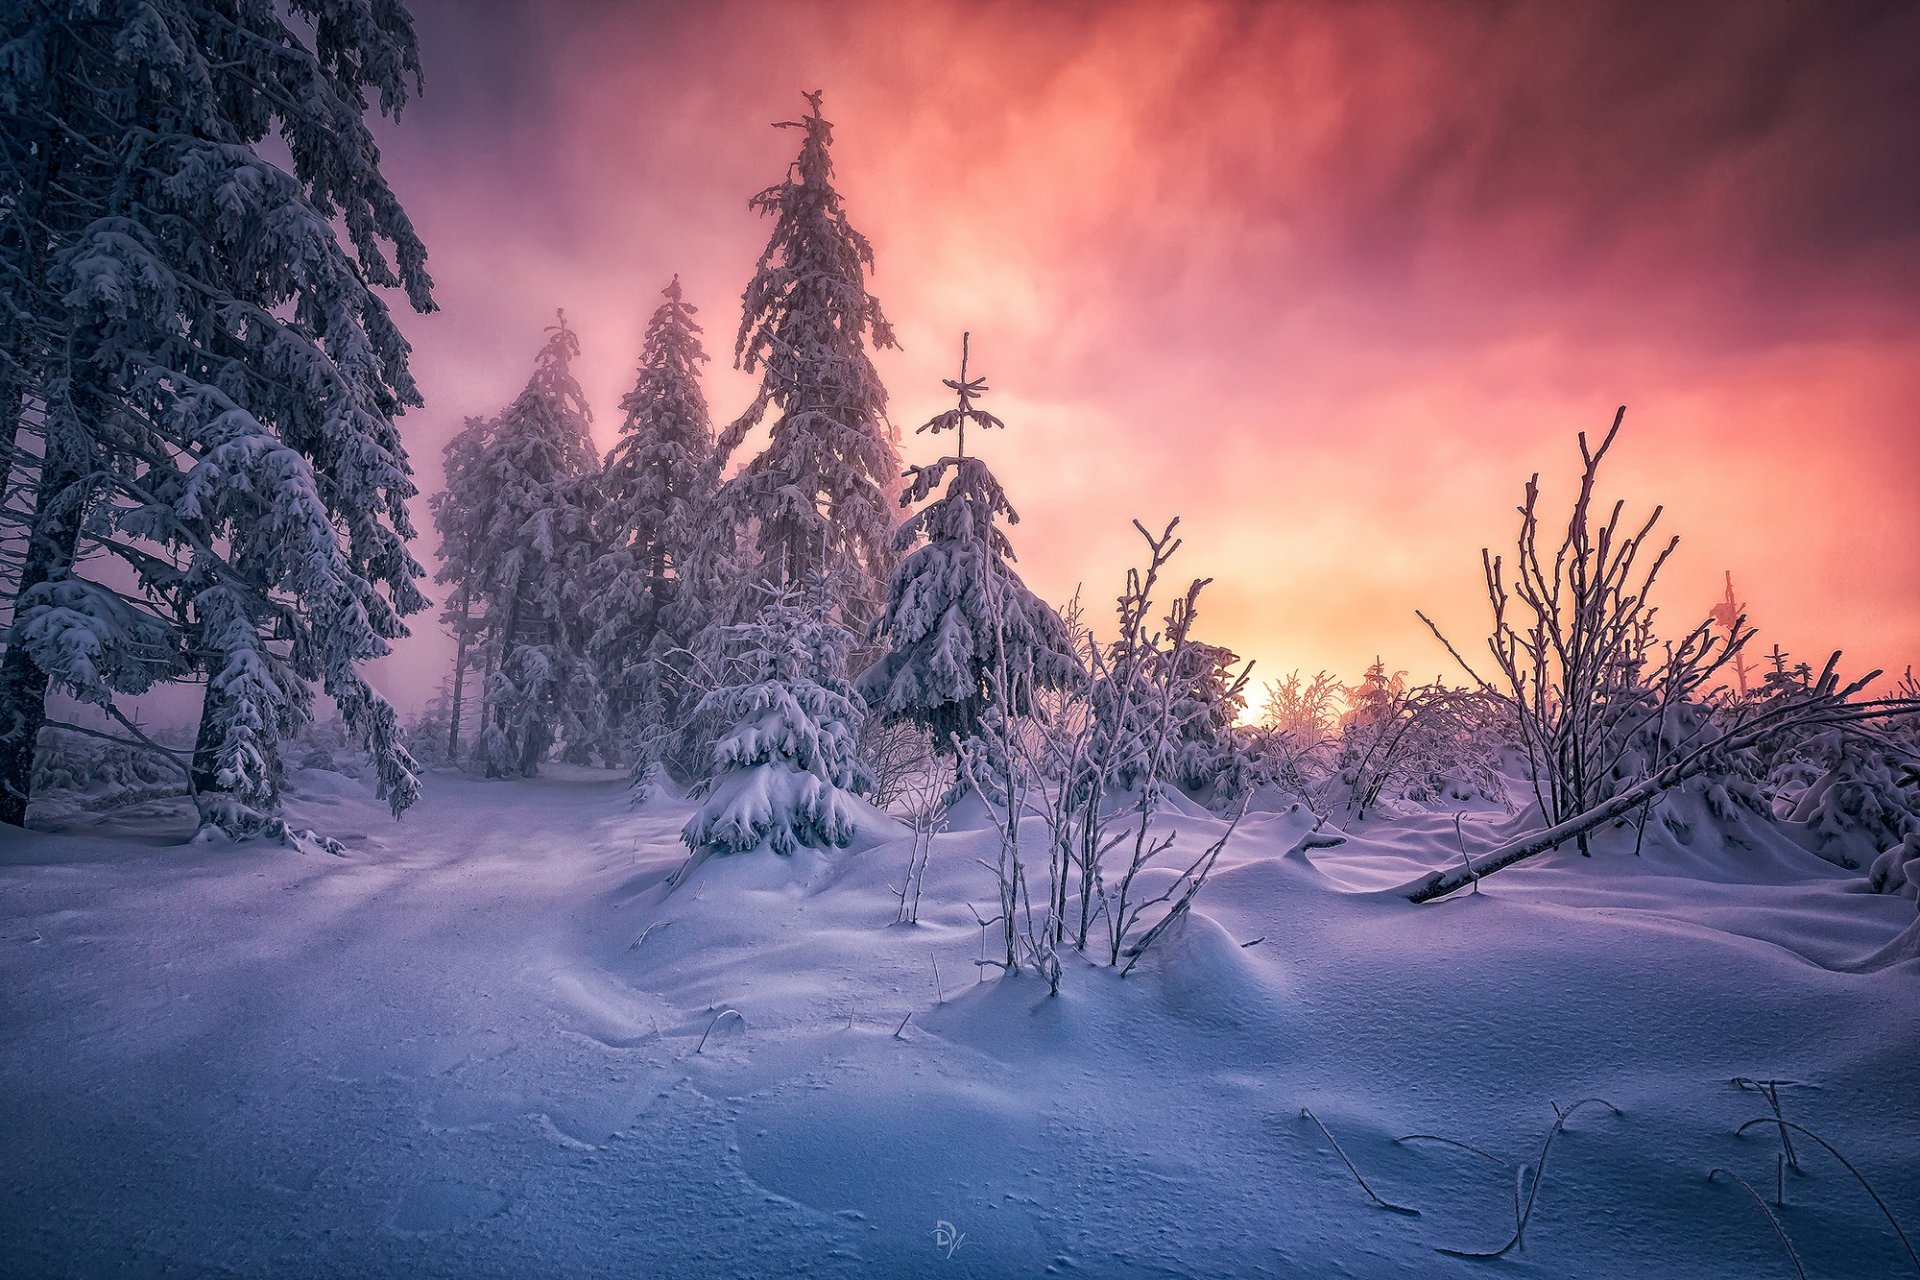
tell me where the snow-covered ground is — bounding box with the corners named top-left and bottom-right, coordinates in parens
top-left (2, 767), bottom-right (1916, 1278)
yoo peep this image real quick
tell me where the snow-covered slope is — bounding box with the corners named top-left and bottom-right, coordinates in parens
top-left (1, 769), bottom-right (1914, 1277)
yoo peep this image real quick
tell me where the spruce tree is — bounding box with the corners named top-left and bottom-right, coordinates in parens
top-left (723, 90), bottom-right (900, 627)
top-left (0, 1), bottom-right (435, 829)
top-left (588, 276), bottom-right (715, 758)
top-left (465, 315), bottom-right (603, 777)
top-left (682, 582), bottom-right (873, 857)
top-left (858, 335), bottom-right (1077, 754)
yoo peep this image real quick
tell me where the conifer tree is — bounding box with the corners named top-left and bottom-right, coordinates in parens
top-left (466, 315), bottom-right (603, 777)
top-left (682, 582), bottom-right (873, 857)
top-left (588, 276), bottom-right (715, 756)
top-left (722, 90), bottom-right (900, 627)
top-left (858, 335), bottom-right (1077, 754)
top-left (0, 1), bottom-right (435, 829)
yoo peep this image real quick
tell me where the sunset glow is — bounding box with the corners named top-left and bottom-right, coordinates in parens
top-left (9, 7), bottom-right (1920, 1271)
top-left (381, 0), bottom-right (1920, 700)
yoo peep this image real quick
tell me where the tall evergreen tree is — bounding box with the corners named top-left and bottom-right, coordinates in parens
top-left (858, 335), bottom-right (1077, 754)
top-left (588, 276), bottom-right (715, 754)
top-left (464, 315), bottom-right (603, 777)
top-left (0, 1), bottom-right (435, 829)
top-left (722, 90), bottom-right (900, 627)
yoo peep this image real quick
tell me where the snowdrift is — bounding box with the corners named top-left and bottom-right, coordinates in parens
top-left (1, 766), bottom-right (1914, 1278)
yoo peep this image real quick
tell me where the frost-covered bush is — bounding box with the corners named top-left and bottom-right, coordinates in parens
top-left (1869, 832), bottom-right (1920, 903)
top-left (1257, 670), bottom-right (1342, 746)
top-left (1332, 680), bottom-right (1509, 820)
top-left (1764, 727), bottom-right (1919, 869)
top-left (1093, 631), bottom-right (1250, 797)
top-left (960, 517), bottom-right (1249, 986)
top-left (1237, 661), bottom-right (1511, 821)
top-left (1229, 724), bottom-right (1337, 812)
top-left (286, 718), bottom-right (364, 779)
top-left (859, 721), bottom-right (942, 815)
top-left (1421, 413), bottom-right (1752, 853)
top-left (30, 729), bottom-right (186, 803)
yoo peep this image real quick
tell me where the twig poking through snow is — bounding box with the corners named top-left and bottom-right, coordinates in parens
top-left (1394, 1133), bottom-right (1511, 1166)
top-left (1436, 1097), bottom-right (1620, 1259)
top-left (694, 1008), bottom-right (743, 1054)
top-left (966, 903), bottom-right (1002, 983)
top-left (1240, 936), bottom-right (1266, 949)
top-left (1733, 1078), bottom-right (1803, 1174)
top-left (932, 955), bottom-right (944, 1005)
top-left (1299, 1108), bottom-right (1420, 1216)
top-left (1732, 1117), bottom-right (1920, 1272)
top-left (1708, 1169), bottom-right (1807, 1280)
top-left (894, 1011), bottom-right (912, 1040)
top-left (628, 920), bottom-right (672, 952)
top-left (1452, 812), bottom-right (1481, 895)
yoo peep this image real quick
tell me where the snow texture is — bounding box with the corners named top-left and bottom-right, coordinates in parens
top-left (2, 756), bottom-right (1915, 1278)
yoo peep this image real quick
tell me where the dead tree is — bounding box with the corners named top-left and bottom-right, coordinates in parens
top-left (1419, 408), bottom-right (1753, 854)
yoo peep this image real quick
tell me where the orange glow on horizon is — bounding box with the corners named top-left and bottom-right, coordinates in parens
top-left (369, 0), bottom-right (1920, 704)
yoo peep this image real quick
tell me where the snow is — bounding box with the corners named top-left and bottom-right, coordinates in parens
top-left (2, 767), bottom-right (1916, 1277)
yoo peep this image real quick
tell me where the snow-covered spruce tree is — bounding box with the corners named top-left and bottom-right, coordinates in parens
top-left (587, 276), bottom-right (716, 766)
top-left (1163, 641), bottom-right (1253, 795)
top-left (0, 1), bottom-right (436, 830)
top-left (1767, 725), bottom-right (1918, 869)
top-left (857, 335), bottom-right (1078, 770)
top-left (681, 582), bottom-right (874, 858)
top-left (722, 90), bottom-right (901, 628)
top-left (1757, 644), bottom-right (1815, 700)
top-left (1344, 657), bottom-right (1407, 729)
top-left (464, 316), bottom-right (604, 777)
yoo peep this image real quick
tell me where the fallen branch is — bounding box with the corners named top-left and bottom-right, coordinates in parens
top-left (1407, 679), bottom-right (1915, 902)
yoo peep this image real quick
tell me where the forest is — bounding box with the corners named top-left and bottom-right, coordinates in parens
top-left (2, 3), bottom-right (1917, 1278)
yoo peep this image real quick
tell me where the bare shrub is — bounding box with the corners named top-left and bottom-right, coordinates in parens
top-left (1420, 409), bottom-right (1752, 853)
top-left (957, 517), bottom-right (1250, 989)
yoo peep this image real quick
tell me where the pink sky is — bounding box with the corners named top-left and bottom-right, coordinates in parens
top-left (366, 0), bottom-right (1920, 709)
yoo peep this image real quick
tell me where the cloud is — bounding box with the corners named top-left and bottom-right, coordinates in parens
top-left (359, 0), bottom-right (1920, 709)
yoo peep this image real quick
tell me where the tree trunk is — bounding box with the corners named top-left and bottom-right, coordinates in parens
top-left (446, 586), bottom-right (472, 760)
top-left (0, 344), bottom-right (23, 537)
top-left (190, 680), bottom-right (225, 798)
top-left (0, 52), bottom-right (60, 595)
top-left (0, 29), bottom-right (85, 827)
top-left (0, 455), bottom-right (90, 826)
top-left (481, 584), bottom-right (521, 778)
top-left (188, 677), bottom-right (282, 807)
